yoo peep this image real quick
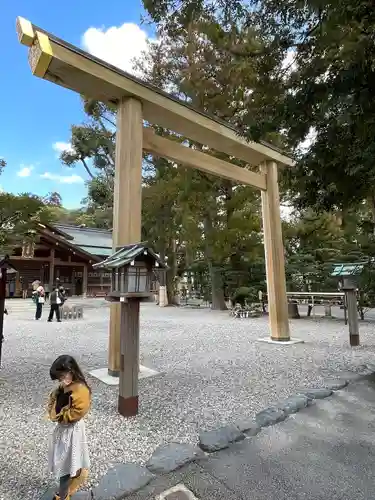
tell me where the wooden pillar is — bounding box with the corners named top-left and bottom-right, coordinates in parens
top-left (118, 300), bottom-right (140, 416)
top-left (108, 97), bottom-right (143, 389)
top-left (49, 248), bottom-right (55, 290)
top-left (83, 264), bottom-right (88, 298)
top-left (260, 161), bottom-right (290, 341)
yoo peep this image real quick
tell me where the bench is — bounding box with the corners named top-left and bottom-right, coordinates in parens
top-left (183, 298), bottom-right (203, 308)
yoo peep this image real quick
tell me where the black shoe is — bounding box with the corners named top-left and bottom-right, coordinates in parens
top-left (57, 320), bottom-right (62, 322)
top-left (47, 320), bottom-right (52, 322)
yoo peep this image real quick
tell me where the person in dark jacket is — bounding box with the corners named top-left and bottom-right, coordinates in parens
top-left (48, 288), bottom-right (63, 322)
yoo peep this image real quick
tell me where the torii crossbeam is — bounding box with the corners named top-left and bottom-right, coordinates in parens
top-left (17, 17), bottom-right (295, 417)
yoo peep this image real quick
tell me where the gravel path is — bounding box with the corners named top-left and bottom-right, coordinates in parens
top-left (1, 304), bottom-right (375, 499)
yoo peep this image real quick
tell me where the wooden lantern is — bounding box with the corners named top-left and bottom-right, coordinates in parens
top-left (93, 243), bottom-right (167, 302)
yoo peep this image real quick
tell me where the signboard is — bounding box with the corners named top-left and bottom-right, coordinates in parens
top-left (331, 263), bottom-right (365, 277)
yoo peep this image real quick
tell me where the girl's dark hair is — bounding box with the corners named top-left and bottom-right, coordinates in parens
top-left (50, 355), bottom-right (91, 391)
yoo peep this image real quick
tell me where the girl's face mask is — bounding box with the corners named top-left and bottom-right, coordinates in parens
top-left (59, 372), bottom-right (73, 387)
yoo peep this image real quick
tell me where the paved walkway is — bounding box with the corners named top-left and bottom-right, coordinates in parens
top-left (128, 376), bottom-right (375, 500)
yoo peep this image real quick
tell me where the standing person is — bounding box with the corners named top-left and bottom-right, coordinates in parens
top-left (56, 278), bottom-right (67, 301)
top-left (47, 355), bottom-right (91, 499)
top-left (21, 278), bottom-right (28, 299)
top-left (48, 288), bottom-right (63, 322)
top-left (44, 282), bottom-right (50, 301)
top-left (32, 281), bottom-right (45, 320)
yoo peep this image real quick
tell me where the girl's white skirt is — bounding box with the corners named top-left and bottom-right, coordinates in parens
top-left (48, 420), bottom-right (90, 478)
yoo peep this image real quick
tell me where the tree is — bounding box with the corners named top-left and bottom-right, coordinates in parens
top-left (284, 209), bottom-right (345, 291)
top-left (0, 192), bottom-right (51, 254)
top-left (59, 99), bottom-right (116, 212)
top-left (143, 0), bottom-right (375, 216)
top-left (136, 16), bottom-right (274, 308)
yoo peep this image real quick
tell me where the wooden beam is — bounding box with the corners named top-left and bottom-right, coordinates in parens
top-left (17, 18), bottom-right (294, 168)
top-left (109, 97), bottom-right (143, 419)
top-left (143, 128), bottom-right (267, 190)
top-left (11, 256), bottom-right (47, 262)
top-left (260, 161), bottom-right (290, 341)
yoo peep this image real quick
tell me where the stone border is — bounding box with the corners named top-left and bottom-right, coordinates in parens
top-left (42, 364), bottom-right (374, 500)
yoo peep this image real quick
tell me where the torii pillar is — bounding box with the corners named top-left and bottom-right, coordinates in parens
top-left (108, 97), bottom-right (143, 380)
top-left (259, 161), bottom-right (300, 344)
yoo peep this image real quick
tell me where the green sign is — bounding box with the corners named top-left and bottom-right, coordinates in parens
top-left (331, 263), bottom-right (365, 277)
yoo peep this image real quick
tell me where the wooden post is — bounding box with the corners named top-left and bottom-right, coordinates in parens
top-left (82, 264), bottom-right (88, 298)
top-left (260, 161), bottom-right (290, 341)
top-left (118, 300), bottom-right (140, 416)
top-left (49, 247), bottom-right (55, 290)
top-left (346, 290), bottom-right (359, 346)
top-left (108, 98), bottom-right (143, 402)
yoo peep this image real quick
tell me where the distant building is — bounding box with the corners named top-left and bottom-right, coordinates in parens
top-left (6, 223), bottom-right (113, 298)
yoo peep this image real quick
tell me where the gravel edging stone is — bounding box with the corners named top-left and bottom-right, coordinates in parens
top-left (255, 407), bottom-right (287, 427)
top-left (297, 388), bottom-right (333, 400)
top-left (92, 463), bottom-right (154, 500)
top-left (146, 442), bottom-right (204, 474)
top-left (235, 419), bottom-right (261, 436)
top-left (198, 425), bottom-right (245, 452)
top-left (279, 394), bottom-right (310, 415)
top-left (323, 379), bottom-right (349, 391)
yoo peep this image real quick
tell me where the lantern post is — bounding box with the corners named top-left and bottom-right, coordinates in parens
top-left (331, 262), bottom-right (365, 347)
top-left (93, 244), bottom-right (167, 416)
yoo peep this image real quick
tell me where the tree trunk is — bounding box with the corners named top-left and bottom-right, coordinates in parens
top-left (209, 263), bottom-right (227, 310)
top-left (204, 213), bottom-right (227, 310)
top-left (166, 238), bottom-right (178, 304)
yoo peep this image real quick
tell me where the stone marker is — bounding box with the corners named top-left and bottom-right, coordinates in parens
top-left (199, 424), bottom-right (245, 452)
top-left (146, 442), bottom-right (204, 474)
top-left (93, 463), bottom-right (154, 500)
top-left (297, 388), bottom-right (333, 400)
top-left (255, 407), bottom-right (287, 427)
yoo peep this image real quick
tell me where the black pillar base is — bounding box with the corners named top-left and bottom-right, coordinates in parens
top-left (350, 335), bottom-right (360, 347)
top-left (118, 395), bottom-right (138, 417)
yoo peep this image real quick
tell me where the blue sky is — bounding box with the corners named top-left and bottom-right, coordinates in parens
top-left (0, 0), bottom-right (154, 208)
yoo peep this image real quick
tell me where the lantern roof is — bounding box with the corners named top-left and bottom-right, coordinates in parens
top-left (92, 242), bottom-right (168, 270)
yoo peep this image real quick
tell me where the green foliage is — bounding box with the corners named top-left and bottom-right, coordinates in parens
top-left (231, 286), bottom-right (258, 306)
top-left (0, 192), bottom-right (51, 254)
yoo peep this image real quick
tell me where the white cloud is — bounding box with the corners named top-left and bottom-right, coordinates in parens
top-left (81, 22), bottom-right (154, 76)
top-left (40, 172), bottom-right (84, 184)
top-left (282, 49), bottom-right (297, 75)
top-left (17, 164), bottom-right (34, 177)
top-left (297, 127), bottom-right (317, 155)
top-left (53, 142), bottom-right (74, 154)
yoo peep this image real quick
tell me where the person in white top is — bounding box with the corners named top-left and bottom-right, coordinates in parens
top-left (32, 281), bottom-right (45, 320)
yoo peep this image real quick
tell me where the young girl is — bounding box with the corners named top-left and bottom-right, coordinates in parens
top-left (47, 355), bottom-right (91, 500)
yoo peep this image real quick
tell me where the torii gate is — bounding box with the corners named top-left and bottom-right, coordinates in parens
top-left (16, 17), bottom-right (296, 417)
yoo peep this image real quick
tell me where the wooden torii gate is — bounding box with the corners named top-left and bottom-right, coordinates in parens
top-left (16, 17), bottom-right (295, 416)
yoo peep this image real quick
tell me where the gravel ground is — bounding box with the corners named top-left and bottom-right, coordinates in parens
top-left (1, 303), bottom-right (375, 499)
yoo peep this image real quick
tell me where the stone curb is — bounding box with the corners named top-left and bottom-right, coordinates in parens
top-left (40, 364), bottom-right (373, 500)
